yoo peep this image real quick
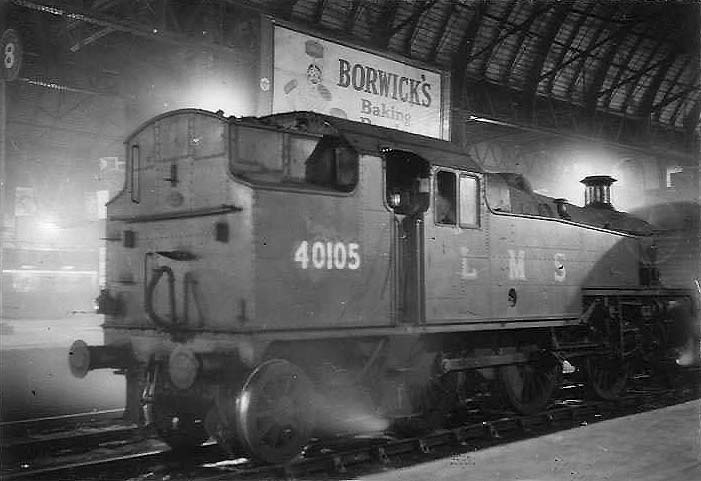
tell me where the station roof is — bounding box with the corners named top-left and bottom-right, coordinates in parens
top-left (247, 0), bottom-right (700, 147)
top-left (8, 0), bottom-right (700, 157)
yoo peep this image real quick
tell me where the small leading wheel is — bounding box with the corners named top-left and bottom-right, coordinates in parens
top-left (498, 357), bottom-right (561, 415)
top-left (586, 356), bottom-right (630, 400)
top-left (236, 359), bottom-right (315, 464)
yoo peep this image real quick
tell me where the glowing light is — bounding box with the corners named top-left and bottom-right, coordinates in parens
top-left (203, 458), bottom-right (249, 468)
top-left (239, 390), bottom-right (251, 415)
top-left (675, 339), bottom-right (699, 367)
top-left (389, 193), bottom-right (401, 207)
top-left (538, 145), bottom-right (642, 212)
top-left (3, 269), bottom-right (97, 276)
top-left (562, 360), bottom-right (575, 374)
top-left (189, 81), bottom-right (249, 116)
top-left (349, 413), bottom-right (390, 433)
top-left (38, 220), bottom-right (60, 232)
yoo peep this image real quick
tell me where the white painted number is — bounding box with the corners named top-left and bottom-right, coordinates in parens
top-left (294, 241), bottom-right (309, 269)
top-left (312, 242), bottom-right (325, 269)
top-left (348, 243), bottom-right (360, 270)
top-left (295, 241), bottom-right (360, 270)
top-left (334, 242), bottom-right (347, 269)
top-left (327, 242), bottom-right (334, 269)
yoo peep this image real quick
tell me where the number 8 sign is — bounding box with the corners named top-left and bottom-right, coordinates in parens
top-left (1, 29), bottom-right (23, 82)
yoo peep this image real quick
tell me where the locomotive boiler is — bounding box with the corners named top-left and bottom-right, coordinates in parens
top-left (69, 109), bottom-right (699, 463)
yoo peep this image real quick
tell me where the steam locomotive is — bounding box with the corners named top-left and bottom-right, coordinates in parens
top-left (69, 109), bottom-right (699, 463)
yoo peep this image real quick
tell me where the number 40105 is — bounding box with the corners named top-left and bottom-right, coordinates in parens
top-left (294, 241), bottom-right (360, 270)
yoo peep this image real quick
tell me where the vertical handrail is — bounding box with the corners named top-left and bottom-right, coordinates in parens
top-left (391, 216), bottom-right (402, 324)
top-left (414, 217), bottom-right (425, 324)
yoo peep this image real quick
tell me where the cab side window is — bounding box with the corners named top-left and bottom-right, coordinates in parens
top-left (231, 125), bottom-right (358, 192)
top-left (459, 175), bottom-right (479, 227)
top-left (435, 170), bottom-right (456, 225)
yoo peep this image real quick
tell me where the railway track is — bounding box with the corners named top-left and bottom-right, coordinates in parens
top-left (0, 410), bottom-right (143, 477)
top-left (0, 409), bottom-right (126, 439)
top-left (206, 380), bottom-right (701, 481)
top-left (3, 373), bottom-right (698, 481)
top-left (2, 423), bottom-right (143, 463)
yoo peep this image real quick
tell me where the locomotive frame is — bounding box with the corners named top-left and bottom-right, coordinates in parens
top-left (69, 109), bottom-right (699, 463)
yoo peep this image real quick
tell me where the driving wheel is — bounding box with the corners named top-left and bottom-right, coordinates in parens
top-left (236, 359), bottom-right (315, 464)
top-left (498, 357), bottom-right (560, 415)
top-left (586, 356), bottom-right (629, 400)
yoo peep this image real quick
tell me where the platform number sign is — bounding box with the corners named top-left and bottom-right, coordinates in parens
top-left (1, 29), bottom-right (22, 81)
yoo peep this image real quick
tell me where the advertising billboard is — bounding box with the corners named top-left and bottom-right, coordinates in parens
top-left (272, 26), bottom-right (447, 139)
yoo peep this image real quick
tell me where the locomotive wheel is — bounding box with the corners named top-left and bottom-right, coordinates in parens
top-left (498, 358), bottom-right (560, 415)
top-left (585, 356), bottom-right (630, 400)
top-left (153, 406), bottom-right (208, 452)
top-left (236, 359), bottom-right (315, 464)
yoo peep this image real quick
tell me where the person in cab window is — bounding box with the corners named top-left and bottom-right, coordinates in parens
top-left (435, 171), bottom-right (456, 224)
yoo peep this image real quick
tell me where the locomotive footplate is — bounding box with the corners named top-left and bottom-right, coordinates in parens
top-left (439, 343), bottom-right (611, 375)
top-left (441, 352), bottom-right (530, 373)
top-left (551, 342), bottom-right (609, 359)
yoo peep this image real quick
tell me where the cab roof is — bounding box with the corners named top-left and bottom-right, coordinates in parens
top-left (244, 111), bottom-right (484, 173)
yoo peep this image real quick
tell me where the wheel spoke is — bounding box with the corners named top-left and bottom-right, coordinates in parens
top-left (524, 367), bottom-right (541, 403)
top-left (523, 371), bottom-right (533, 402)
top-left (515, 368), bottom-right (526, 400)
top-left (587, 357), bottom-right (629, 400)
top-left (499, 359), bottom-right (559, 415)
top-left (259, 423), bottom-right (283, 448)
top-left (255, 415), bottom-right (276, 436)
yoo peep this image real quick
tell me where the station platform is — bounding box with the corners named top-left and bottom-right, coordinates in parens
top-left (0, 314), bottom-right (104, 350)
top-left (360, 399), bottom-right (701, 481)
top-left (0, 315), bottom-right (123, 422)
